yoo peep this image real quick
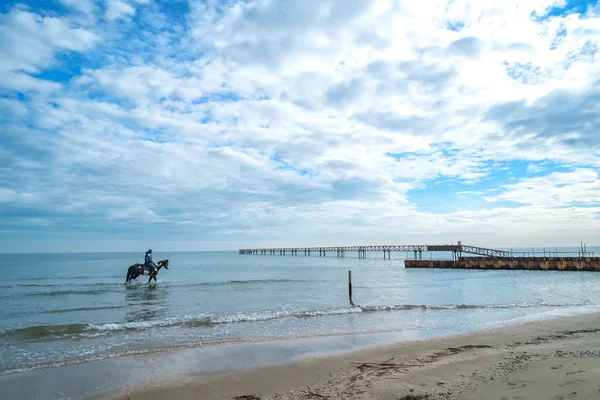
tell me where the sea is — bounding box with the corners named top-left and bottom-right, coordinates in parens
top-left (1, 248), bottom-right (600, 377)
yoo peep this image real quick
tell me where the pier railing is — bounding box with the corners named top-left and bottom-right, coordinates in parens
top-left (239, 243), bottom-right (511, 258)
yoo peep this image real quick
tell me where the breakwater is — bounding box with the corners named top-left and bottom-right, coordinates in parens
top-left (404, 257), bottom-right (600, 271)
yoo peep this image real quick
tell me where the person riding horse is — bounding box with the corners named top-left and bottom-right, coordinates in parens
top-left (145, 249), bottom-right (158, 274)
top-left (125, 252), bottom-right (169, 284)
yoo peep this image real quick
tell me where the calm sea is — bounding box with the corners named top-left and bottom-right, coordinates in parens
top-left (1, 248), bottom-right (600, 375)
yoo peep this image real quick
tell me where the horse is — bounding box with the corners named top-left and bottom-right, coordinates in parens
top-left (125, 260), bottom-right (169, 284)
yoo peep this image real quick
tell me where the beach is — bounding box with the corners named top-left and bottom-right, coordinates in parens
top-left (95, 313), bottom-right (600, 400)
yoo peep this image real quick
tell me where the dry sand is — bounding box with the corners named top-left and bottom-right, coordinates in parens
top-left (98, 314), bottom-right (600, 400)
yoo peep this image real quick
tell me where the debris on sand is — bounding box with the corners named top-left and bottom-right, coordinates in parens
top-left (397, 394), bottom-right (428, 400)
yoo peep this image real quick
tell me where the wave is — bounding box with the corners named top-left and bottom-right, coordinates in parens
top-left (40, 305), bottom-right (126, 315)
top-left (0, 279), bottom-right (307, 297)
top-left (0, 302), bottom-right (581, 343)
top-left (0, 282), bottom-right (121, 288)
top-left (361, 304), bottom-right (523, 311)
top-left (34, 289), bottom-right (121, 297)
top-left (4, 276), bottom-right (118, 282)
top-left (182, 278), bottom-right (307, 288)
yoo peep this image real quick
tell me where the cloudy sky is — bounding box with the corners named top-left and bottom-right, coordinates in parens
top-left (1, 0), bottom-right (599, 253)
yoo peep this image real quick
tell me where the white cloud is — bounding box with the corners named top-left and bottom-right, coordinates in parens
top-left (486, 169), bottom-right (600, 206)
top-left (0, 188), bottom-right (39, 204)
top-left (0, 8), bottom-right (97, 74)
top-left (77, 66), bottom-right (207, 104)
top-left (58, 0), bottom-right (98, 17)
top-left (105, 0), bottom-right (136, 21)
top-left (0, 7), bottom-right (98, 95)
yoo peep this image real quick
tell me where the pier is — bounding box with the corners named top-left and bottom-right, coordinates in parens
top-left (239, 241), bottom-right (598, 271)
top-left (239, 242), bottom-right (509, 259)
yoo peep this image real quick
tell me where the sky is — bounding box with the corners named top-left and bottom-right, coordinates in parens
top-left (1, 0), bottom-right (599, 253)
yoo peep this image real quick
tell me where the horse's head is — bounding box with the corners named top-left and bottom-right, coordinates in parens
top-left (159, 259), bottom-right (169, 269)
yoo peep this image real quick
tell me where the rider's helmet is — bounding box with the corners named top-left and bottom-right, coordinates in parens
top-left (148, 249), bottom-right (152, 253)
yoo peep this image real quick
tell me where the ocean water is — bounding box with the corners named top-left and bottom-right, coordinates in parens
top-left (1, 248), bottom-right (600, 376)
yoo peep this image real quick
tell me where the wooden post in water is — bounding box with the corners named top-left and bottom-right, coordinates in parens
top-left (348, 270), bottom-right (353, 304)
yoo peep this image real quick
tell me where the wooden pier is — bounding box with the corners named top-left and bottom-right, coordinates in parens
top-left (238, 242), bottom-right (509, 259)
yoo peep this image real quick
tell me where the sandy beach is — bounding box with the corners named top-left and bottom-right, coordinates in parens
top-left (95, 313), bottom-right (600, 400)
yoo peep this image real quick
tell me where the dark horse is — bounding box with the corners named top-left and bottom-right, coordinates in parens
top-left (125, 260), bottom-right (169, 284)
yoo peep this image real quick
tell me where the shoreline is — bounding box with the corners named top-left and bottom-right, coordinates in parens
top-left (2, 302), bottom-right (591, 377)
top-left (0, 323), bottom-right (485, 377)
top-left (0, 326), bottom-right (477, 399)
top-left (0, 309), bottom-right (600, 400)
top-left (2, 311), bottom-right (597, 400)
top-left (94, 312), bottom-right (600, 400)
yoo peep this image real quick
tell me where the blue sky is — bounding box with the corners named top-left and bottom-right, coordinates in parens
top-left (1, 0), bottom-right (599, 253)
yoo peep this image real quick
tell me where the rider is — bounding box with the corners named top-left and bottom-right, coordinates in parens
top-left (145, 249), bottom-right (158, 274)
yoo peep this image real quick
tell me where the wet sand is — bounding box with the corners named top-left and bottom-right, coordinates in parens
top-left (96, 313), bottom-right (600, 400)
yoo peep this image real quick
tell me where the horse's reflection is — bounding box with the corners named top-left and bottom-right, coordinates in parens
top-left (124, 284), bottom-right (168, 322)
